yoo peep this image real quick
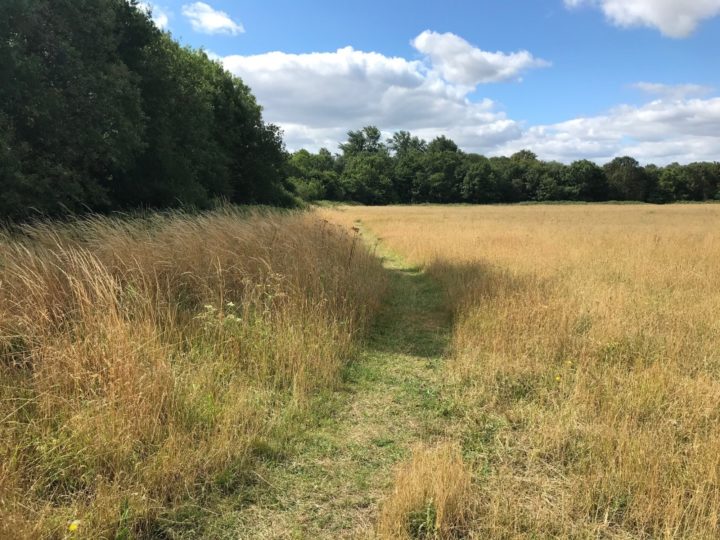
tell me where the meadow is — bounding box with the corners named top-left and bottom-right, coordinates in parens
top-left (0, 208), bottom-right (385, 538)
top-left (2, 203), bottom-right (719, 539)
top-left (326, 204), bottom-right (720, 538)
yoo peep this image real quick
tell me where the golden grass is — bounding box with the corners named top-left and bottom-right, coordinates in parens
top-left (0, 207), bottom-right (385, 538)
top-left (326, 204), bottom-right (720, 538)
top-left (377, 442), bottom-right (474, 539)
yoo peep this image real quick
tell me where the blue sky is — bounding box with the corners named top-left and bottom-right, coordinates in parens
top-left (139, 0), bottom-right (720, 164)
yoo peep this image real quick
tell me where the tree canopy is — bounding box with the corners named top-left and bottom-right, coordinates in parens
top-left (0, 0), bottom-right (293, 220)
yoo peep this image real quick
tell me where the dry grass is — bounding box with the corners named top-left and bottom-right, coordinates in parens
top-left (327, 204), bottom-right (720, 538)
top-left (0, 207), bottom-right (385, 538)
top-left (377, 442), bottom-right (474, 539)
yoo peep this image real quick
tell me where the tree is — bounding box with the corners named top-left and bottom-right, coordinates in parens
top-left (604, 156), bottom-right (650, 201)
top-left (684, 162), bottom-right (720, 200)
top-left (566, 160), bottom-right (609, 201)
top-left (535, 161), bottom-right (571, 201)
top-left (461, 155), bottom-right (498, 203)
top-left (340, 126), bottom-right (385, 156)
top-left (0, 0), bottom-right (147, 217)
top-left (341, 153), bottom-right (394, 204)
top-left (288, 148), bottom-right (342, 201)
top-left (415, 136), bottom-right (463, 202)
top-left (0, 0), bottom-right (294, 219)
top-left (388, 131), bottom-right (427, 157)
top-left (388, 131), bottom-right (427, 203)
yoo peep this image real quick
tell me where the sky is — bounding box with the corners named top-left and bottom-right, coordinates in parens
top-left (139, 0), bottom-right (720, 164)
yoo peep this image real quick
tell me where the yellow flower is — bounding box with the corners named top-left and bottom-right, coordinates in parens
top-left (68, 520), bottom-right (81, 532)
top-left (555, 375), bottom-right (562, 382)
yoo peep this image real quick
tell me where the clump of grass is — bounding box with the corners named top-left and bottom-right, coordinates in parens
top-left (0, 207), bottom-right (385, 537)
top-left (377, 443), bottom-right (474, 539)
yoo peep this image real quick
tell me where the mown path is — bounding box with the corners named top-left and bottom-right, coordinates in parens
top-left (220, 236), bottom-right (457, 538)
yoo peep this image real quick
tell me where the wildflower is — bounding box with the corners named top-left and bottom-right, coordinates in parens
top-left (68, 520), bottom-right (81, 532)
top-left (555, 375), bottom-right (562, 382)
top-left (565, 360), bottom-right (573, 367)
top-left (226, 301), bottom-right (236, 308)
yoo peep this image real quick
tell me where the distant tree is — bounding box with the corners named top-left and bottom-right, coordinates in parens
top-left (604, 156), bottom-right (650, 201)
top-left (511, 150), bottom-right (539, 163)
top-left (415, 136), bottom-right (463, 202)
top-left (427, 136), bottom-right (459, 154)
top-left (488, 156), bottom-right (522, 202)
top-left (338, 127), bottom-right (393, 203)
top-left (387, 131), bottom-right (427, 203)
top-left (288, 148), bottom-right (342, 201)
top-left (508, 150), bottom-right (542, 200)
top-left (566, 160), bottom-right (609, 201)
top-left (388, 131), bottom-right (427, 157)
top-left (684, 162), bottom-right (720, 200)
top-left (536, 161), bottom-right (571, 201)
top-left (461, 155), bottom-right (498, 203)
top-left (340, 126), bottom-right (385, 156)
top-left (341, 153), bottom-right (394, 204)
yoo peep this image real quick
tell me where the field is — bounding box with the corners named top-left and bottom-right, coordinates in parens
top-left (325, 204), bottom-right (720, 538)
top-left (2, 204), bottom-right (720, 538)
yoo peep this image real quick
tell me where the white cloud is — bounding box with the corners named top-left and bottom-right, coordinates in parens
top-left (565, 0), bottom-right (720, 37)
top-left (411, 30), bottom-right (549, 85)
top-left (222, 32), bottom-right (545, 152)
top-left (494, 96), bottom-right (720, 164)
top-left (181, 2), bottom-right (244, 35)
top-left (632, 82), bottom-right (714, 99)
top-left (224, 47), bottom-right (522, 152)
top-left (221, 32), bottom-right (720, 164)
top-left (137, 2), bottom-right (170, 30)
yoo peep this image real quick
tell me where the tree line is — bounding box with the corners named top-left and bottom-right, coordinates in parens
top-left (0, 0), bottom-right (293, 220)
top-left (289, 127), bottom-right (720, 205)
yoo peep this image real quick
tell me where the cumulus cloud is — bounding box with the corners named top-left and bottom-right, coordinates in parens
top-left (138, 2), bottom-right (170, 30)
top-left (565, 0), bottom-right (720, 37)
top-left (494, 96), bottom-right (720, 164)
top-left (221, 31), bottom-right (720, 164)
top-left (222, 32), bottom-right (547, 152)
top-left (411, 30), bottom-right (549, 85)
top-left (182, 2), bottom-right (244, 35)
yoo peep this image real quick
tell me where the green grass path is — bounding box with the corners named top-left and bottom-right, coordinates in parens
top-left (216, 240), bottom-right (456, 538)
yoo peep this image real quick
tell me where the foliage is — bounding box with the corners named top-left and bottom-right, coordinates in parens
top-left (0, 0), bottom-right (293, 220)
top-left (290, 126), bottom-right (720, 205)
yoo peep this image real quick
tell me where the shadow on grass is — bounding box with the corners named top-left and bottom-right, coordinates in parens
top-left (365, 261), bottom-right (452, 359)
top-left (363, 253), bottom-right (542, 361)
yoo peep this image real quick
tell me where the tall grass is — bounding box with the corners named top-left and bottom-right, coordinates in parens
top-left (0, 207), bottom-right (385, 538)
top-left (377, 443), bottom-right (474, 539)
top-left (328, 204), bottom-right (720, 538)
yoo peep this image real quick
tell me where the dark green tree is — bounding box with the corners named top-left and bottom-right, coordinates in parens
top-left (461, 155), bottom-right (498, 203)
top-left (0, 0), bottom-right (146, 217)
top-left (604, 156), bottom-right (651, 201)
top-left (0, 0), bottom-right (293, 219)
top-left (566, 160), bottom-right (609, 201)
top-left (414, 136), bottom-right (463, 202)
